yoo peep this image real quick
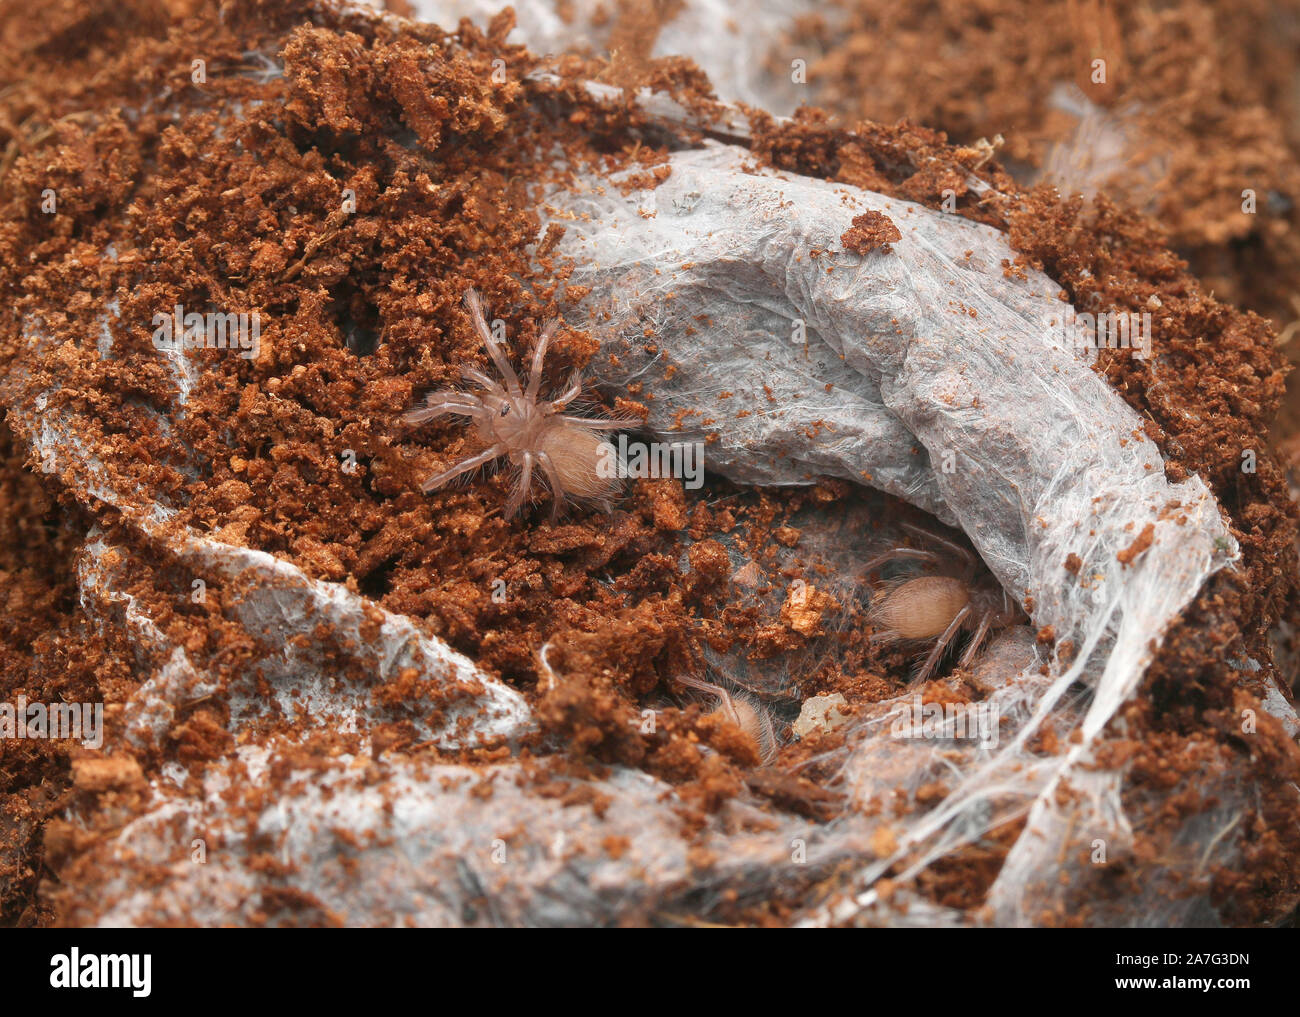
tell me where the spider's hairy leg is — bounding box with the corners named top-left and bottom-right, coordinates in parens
top-left (460, 365), bottom-right (506, 394)
top-left (674, 672), bottom-right (732, 710)
top-left (860, 545), bottom-right (941, 576)
top-left (402, 392), bottom-right (483, 425)
top-left (957, 612), bottom-right (993, 669)
top-left (464, 288), bottom-right (523, 396)
top-left (543, 369), bottom-right (635, 427)
top-left (678, 675), bottom-right (763, 734)
top-left (525, 319), bottom-right (560, 402)
top-left (899, 521), bottom-right (976, 578)
top-left (535, 451), bottom-right (566, 521)
top-left (545, 371), bottom-right (583, 410)
top-left (558, 415), bottom-right (629, 430)
top-left (911, 603), bottom-right (971, 685)
top-left (420, 443), bottom-right (505, 493)
top-left (506, 452), bottom-right (536, 519)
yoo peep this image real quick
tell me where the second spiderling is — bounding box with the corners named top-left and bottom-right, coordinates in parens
top-left (404, 288), bottom-right (627, 519)
top-left (863, 522), bottom-right (1024, 685)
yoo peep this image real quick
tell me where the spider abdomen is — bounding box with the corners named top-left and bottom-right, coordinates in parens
top-left (706, 693), bottom-right (778, 765)
top-left (539, 424), bottom-right (620, 501)
top-left (870, 574), bottom-right (971, 640)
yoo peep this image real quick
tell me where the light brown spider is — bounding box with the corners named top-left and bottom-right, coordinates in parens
top-left (404, 288), bottom-right (626, 519)
top-left (675, 672), bottom-right (779, 765)
top-left (862, 522), bottom-right (1024, 685)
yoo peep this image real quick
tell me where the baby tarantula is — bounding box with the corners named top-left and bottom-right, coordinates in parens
top-left (863, 522), bottom-right (1024, 685)
top-left (404, 288), bottom-right (626, 519)
top-left (675, 672), bottom-right (779, 765)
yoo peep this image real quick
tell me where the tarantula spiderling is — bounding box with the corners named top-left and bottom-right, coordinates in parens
top-left (675, 672), bottom-right (779, 765)
top-left (404, 288), bottom-right (628, 519)
top-left (863, 522), bottom-right (1024, 686)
